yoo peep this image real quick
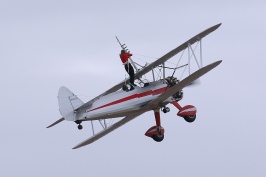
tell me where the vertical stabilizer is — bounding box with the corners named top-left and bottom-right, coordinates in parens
top-left (58, 86), bottom-right (84, 121)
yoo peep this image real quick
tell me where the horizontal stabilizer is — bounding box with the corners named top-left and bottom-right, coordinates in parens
top-left (46, 117), bottom-right (64, 128)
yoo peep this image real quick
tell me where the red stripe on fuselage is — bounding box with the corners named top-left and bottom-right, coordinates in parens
top-left (87, 87), bottom-right (167, 112)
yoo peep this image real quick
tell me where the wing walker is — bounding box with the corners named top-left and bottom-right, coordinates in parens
top-left (47, 23), bottom-right (222, 149)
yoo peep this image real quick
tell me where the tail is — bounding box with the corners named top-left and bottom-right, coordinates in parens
top-left (58, 86), bottom-right (84, 121)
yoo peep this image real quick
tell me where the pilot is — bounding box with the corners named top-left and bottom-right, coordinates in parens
top-left (120, 50), bottom-right (135, 86)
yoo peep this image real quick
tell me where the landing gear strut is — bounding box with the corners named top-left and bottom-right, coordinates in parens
top-left (145, 110), bottom-right (165, 142)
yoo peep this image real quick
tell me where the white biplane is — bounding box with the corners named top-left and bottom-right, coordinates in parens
top-left (47, 23), bottom-right (222, 149)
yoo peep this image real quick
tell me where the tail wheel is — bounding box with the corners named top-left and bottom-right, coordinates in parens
top-left (152, 134), bottom-right (164, 142)
top-left (78, 124), bottom-right (83, 130)
top-left (184, 115), bottom-right (196, 123)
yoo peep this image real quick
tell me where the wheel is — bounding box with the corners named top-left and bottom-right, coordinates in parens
top-left (78, 124), bottom-right (83, 130)
top-left (184, 115), bottom-right (196, 123)
top-left (162, 107), bottom-right (170, 113)
top-left (152, 134), bottom-right (164, 142)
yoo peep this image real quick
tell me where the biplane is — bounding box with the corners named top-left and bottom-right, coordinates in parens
top-left (47, 23), bottom-right (222, 149)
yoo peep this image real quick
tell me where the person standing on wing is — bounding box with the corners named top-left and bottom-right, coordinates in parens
top-left (120, 50), bottom-right (135, 86)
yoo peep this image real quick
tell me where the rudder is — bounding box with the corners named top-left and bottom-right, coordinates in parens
top-left (58, 86), bottom-right (84, 121)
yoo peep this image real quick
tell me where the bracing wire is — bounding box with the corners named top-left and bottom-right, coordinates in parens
top-left (130, 41), bottom-right (201, 81)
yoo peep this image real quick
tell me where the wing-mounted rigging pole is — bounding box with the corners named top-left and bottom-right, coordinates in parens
top-left (115, 36), bottom-right (127, 50)
top-left (115, 36), bottom-right (139, 71)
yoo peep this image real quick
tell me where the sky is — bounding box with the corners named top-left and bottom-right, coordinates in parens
top-left (1, 0), bottom-right (266, 177)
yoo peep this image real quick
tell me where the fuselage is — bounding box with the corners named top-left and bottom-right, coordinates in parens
top-left (79, 80), bottom-right (169, 121)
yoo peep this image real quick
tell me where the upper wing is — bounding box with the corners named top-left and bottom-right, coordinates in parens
top-left (72, 111), bottom-right (145, 149)
top-left (76, 23), bottom-right (222, 110)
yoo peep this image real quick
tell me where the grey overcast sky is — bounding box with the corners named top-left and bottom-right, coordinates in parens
top-left (1, 0), bottom-right (266, 177)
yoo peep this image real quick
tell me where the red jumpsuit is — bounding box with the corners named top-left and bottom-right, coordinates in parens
top-left (120, 53), bottom-right (135, 85)
top-left (120, 53), bottom-right (132, 64)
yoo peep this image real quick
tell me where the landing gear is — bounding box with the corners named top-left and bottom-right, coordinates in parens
top-left (184, 115), bottom-right (196, 123)
top-left (75, 120), bottom-right (83, 130)
top-left (145, 125), bottom-right (165, 142)
top-left (171, 101), bottom-right (197, 123)
top-left (145, 110), bottom-right (165, 142)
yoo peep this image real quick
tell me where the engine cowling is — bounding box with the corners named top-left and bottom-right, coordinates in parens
top-left (165, 76), bottom-right (178, 87)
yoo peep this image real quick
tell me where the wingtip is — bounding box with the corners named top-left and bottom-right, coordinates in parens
top-left (217, 60), bottom-right (223, 64)
top-left (72, 147), bottom-right (79, 150)
top-left (212, 60), bottom-right (223, 67)
top-left (72, 144), bottom-right (82, 150)
top-left (213, 23), bottom-right (222, 30)
top-left (72, 141), bottom-right (87, 149)
top-left (205, 60), bottom-right (222, 71)
top-left (72, 140), bottom-right (90, 149)
top-left (46, 117), bottom-right (64, 128)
